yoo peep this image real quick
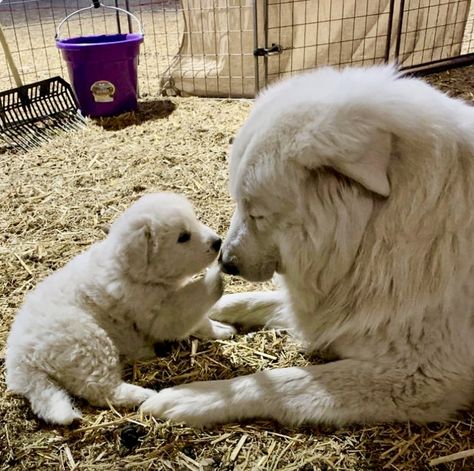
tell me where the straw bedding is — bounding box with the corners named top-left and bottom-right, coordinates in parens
top-left (1, 66), bottom-right (474, 470)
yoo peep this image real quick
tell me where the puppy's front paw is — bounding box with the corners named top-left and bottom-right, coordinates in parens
top-left (139, 381), bottom-right (230, 427)
top-left (204, 264), bottom-right (224, 303)
top-left (192, 318), bottom-right (236, 340)
top-left (207, 319), bottom-right (236, 339)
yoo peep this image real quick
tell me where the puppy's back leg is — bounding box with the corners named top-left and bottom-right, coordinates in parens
top-left (12, 369), bottom-right (81, 425)
top-left (27, 325), bottom-right (157, 413)
top-left (208, 291), bottom-right (289, 330)
top-left (66, 372), bottom-right (157, 410)
top-left (57, 354), bottom-right (157, 410)
top-left (67, 373), bottom-right (157, 410)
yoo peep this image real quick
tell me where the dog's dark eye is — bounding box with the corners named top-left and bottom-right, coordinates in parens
top-left (177, 231), bottom-right (191, 243)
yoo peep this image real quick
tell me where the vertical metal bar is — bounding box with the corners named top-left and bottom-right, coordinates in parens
top-left (125, 0), bottom-right (133, 33)
top-left (373, 0), bottom-right (382, 64)
top-left (114, 0), bottom-right (122, 34)
top-left (394, 0), bottom-right (406, 63)
top-left (239, 2), bottom-right (245, 97)
top-left (315, 0), bottom-right (321, 68)
top-left (184, 0), bottom-right (197, 96)
top-left (263, 0), bottom-right (269, 86)
top-left (448, 0), bottom-right (463, 59)
top-left (225, 0), bottom-right (232, 96)
top-left (384, 0), bottom-right (396, 62)
top-left (74, 0), bottom-right (84, 38)
top-left (303, 0), bottom-right (308, 71)
top-left (148, 0), bottom-right (161, 82)
top-left (211, 0), bottom-right (220, 96)
top-left (7, 0), bottom-right (25, 88)
top-left (136, 2), bottom-right (150, 95)
top-left (21, 0), bottom-right (36, 82)
top-left (253, 0), bottom-right (260, 96)
top-left (277, 0), bottom-right (282, 78)
top-left (174, 2), bottom-right (185, 94)
top-left (328, 0), bottom-right (333, 66)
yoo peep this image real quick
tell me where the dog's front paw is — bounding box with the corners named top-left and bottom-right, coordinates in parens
top-left (139, 381), bottom-right (230, 427)
top-left (204, 264), bottom-right (224, 303)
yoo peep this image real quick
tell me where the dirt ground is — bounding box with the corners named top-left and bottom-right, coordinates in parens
top-left (0, 65), bottom-right (474, 471)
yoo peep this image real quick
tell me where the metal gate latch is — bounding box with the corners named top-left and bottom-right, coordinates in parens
top-left (254, 43), bottom-right (283, 57)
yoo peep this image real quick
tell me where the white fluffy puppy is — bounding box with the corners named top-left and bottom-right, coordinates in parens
top-left (6, 192), bottom-right (235, 425)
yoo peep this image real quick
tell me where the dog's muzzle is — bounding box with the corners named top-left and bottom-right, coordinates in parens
top-left (219, 254), bottom-right (240, 276)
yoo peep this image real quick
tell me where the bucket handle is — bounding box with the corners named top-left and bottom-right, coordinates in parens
top-left (55, 2), bottom-right (144, 40)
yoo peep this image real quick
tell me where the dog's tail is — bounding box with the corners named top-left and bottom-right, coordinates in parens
top-left (8, 368), bottom-right (81, 425)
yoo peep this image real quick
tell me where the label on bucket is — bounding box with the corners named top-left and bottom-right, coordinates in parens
top-left (91, 81), bottom-right (116, 103)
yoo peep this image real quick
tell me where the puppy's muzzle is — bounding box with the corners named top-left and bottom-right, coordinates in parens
top-left (211, 237), bottom-right (222, 253)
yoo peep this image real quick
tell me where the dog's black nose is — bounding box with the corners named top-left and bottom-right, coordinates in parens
top-left (221, 261), bottom-right (240, 276)
top-left (211, 237), bottom-right (222, 252)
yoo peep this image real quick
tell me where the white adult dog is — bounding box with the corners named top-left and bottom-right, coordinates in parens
top-left (6, 192), bottom-right (235, 425)
top-left (140, 66), bottom-right (474, 427)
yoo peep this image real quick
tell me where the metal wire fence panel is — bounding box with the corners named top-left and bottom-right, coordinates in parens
top-left (465, 0), bottom-right (474, 51)
top-left (259, 0), bottom-right (473, 87)
top-left (0, 0), bottom-right (473, 98)
top-left (261, 0), bottom-right (393, 87)
top-left (395, 0), bottom-right (472, 67)
top-left (160, 0), bottom-right (257, 98)
top-left (129, 1), bottom-right (184, 96)
top-left (0, 0), bottom-right (184, 97)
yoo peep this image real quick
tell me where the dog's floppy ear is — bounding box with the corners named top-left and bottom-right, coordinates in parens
top-left (330, 131), bottom-right (392, 197)
top-left (297, 129), bottom-right (392, 197)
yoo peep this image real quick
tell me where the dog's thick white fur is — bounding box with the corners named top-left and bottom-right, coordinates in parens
top-left (140, 66), bottom-right (474, 427)
top-left (6, 192), bottom-right (235, 425)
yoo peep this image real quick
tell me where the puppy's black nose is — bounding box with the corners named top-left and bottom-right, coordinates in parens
top-left (211, 237), bottom-right (222, 252)
top-left (221, 261), bottom-right (240, 276)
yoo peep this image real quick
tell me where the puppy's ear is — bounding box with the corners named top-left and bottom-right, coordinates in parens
top-left (141, 224), bottom-right (154, 266)
top-left (330, 131), bottom-right (391, 197)
top-left (117, 217), bottom-right (156, 272)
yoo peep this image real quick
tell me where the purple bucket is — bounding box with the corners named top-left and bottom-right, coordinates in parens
top-left (56, 33), bottom-right (143, 117)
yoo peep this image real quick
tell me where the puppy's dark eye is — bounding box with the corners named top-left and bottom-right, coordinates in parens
top-left (177, 231), bottom-right (191, 243)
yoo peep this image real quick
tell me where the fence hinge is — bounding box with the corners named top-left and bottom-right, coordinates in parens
top-left (254, 44), bottom-right (283, 57)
